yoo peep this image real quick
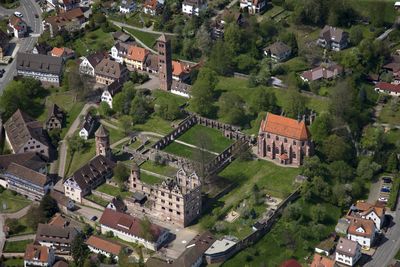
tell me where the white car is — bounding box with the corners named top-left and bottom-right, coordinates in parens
top-left (14, 12), bottom-right (23, 18)
top-left (379, 197), bottom-right (388, 202)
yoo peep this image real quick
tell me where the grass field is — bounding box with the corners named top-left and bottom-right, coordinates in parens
top-left (85, 194), bottom-right (108, 207)
top-left (6, 214), bottom-right (35, 236)
top-left (4, 239), bottom-right (33, 253)
top-left (153, 89), bottom-right (188, 107)
top-left (140, 161), bottom-right (178, 177)
top-left (132, 114), bottom-right (174, 135)
top-left (73, 28), bottom-right (115, 56)
top-left (140, 172), bottom-right (163, 185)
top-left (105, 125), bottom-right (126, 144)
top-left (125, 28), bottom-right (160, 49)
top-left (61, 101), bottom-right (85, 138)
top-left (378, 102), bottom-right (400, 125)
top-left (96, 183), bottom-right (131, 198)
top-left (0, 190), bottom-right (31, 213)
top-left (162, 142), bottom-right (215, 161)
top-left (177, 125), bottom-right (234, 153)
top-left (3, 258), bottom-right (23, 267)
top-left (348, 0), bottom-right (397, 25)
top-left (66, 139), bottom-right (96, 176)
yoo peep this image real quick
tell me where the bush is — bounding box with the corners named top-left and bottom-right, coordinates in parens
top-left (388, 177), bottom-right (400, 211)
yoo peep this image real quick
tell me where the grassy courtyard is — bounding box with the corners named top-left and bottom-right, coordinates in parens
top-left (6, 214), bottom-right (35, 236)
top-left (66, 139), bottom-right (96, 176)
top-left (96, 183), bottom-right (131, 198)
top-left (132, 114), bottom-right (174, 135)
top-left (2, 258), bottom-right (23, 267)
top-left (73, 28), bottom-right (115, 56)
top-left (4, 239), bottom-right (33, 253)
top-left (140, 161), bottom-right (178, 177)
top-left (85, 194), bottom-right (108, 207)
top-left (0, 190), bottom-right (31, 213)
top-left (162, 142), bottom-right (215, 161)
top-left (140, 172), bottom-right (163, 185)
top-left (177, 125), bottom-right (234, 153)
top-left (125, 28), bottom-right (160, 49)
top-left (378, 101), bottom-right (400, 125)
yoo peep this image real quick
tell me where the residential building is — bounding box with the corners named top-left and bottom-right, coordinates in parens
top-left (257, 113), bottom-right (313, 166)
top-left (24, 244), bottom-right (55, 267)
top-left (58, 0), bottom-right (81, 11)
top-left (335, 237), bottom-right (361, 266)
top-left (99, 208), bottom-right (169, 250)
top-left (347, 218), bottom-right (376, 249)
top-left (129, 164), bottom-right (202, 227)
top-left (0, 152), bottom-right (47, 174)
top-left (79, 113), bottom-right (97, 140)
top-left (171, 80), bottom-right (191, 98)
top-left (8, 14), bottom-right (27, 38)
top-left (79, 52), bottom-right (107, 76)
top-left (35, 223), bottom-right (78, 253)
top-left (16, 52), bottom-right (63, 86)
top-left (314, 237), bottom-right (336, 256)
top-left (172, 60), bottom-right (195, 82)
top-left (95, 58), bottom-right (129, 85)
top-left (182, 0), bottom-right (207, 16)
top-left (311, 254), bottom-right (336, 267)
top-left (347, 201), bottom-right (385, 230)
top-left (212, 9), bottom-right (243, 39)
top-left (44, 104), bottom-right (64, 130)
top-left (95, 124), bottom-right (111, 159)
top-left (157, 34), bottom-right (172, 91)
top-left (145, 53), bottom-right (159, 74)
top-left (119, 0), bottom-right (135, 13)
top-left (49, 190), bottom-right (75, 212)
top-left (4, 109), bottom-right (52, 159)
top-left (107, 197), bottom-right (127, 212)
top-left (50, 47), bottom-right (75, 60)
top-left (300, 63), bottom-right (343, 83)
top-left (239, 0), bottom-right (266, 14)
top-left (205, 237), bottom-right (237, 264)
top-left (263, 41), bottom-right (292, 62)
top-left (86, 235), bottom-right (122, 260)
top-left (382, 55), bottom-right (400, 81)
top-left (0, 29), bottom-right (9, 59)
top-left (32, 43), bottom-right (53, 55)
top-left (374, 82), bottom-right (400, 96)
top-left (101, 79), bottom-right (123, 108)
top-left (63, 155), bottom-right (115, 203)
top-left (317, 25), bottom-right (349, 51)
top-left (110, 43), bottom-right (150, 70)
top-left (43, 8), bottom-right (85, 37)
top-left (112, 31), bottom-right (131, 43)
top-left (144, 0), bottom-right (162, 16)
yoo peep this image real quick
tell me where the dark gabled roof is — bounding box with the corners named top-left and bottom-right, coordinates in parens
top-left (47, 104), bottom-right (64, 121)
top-left (4, 109), bottom-right (50, 152)
top-left (16, 52), bottom-right (63, 75)
top-left (112, 31), bottom-right (131, 42)
top-left (68, 155), bottom-right (115, 191)
top-left (0, 152), bottom-right (46, 171)
top-left (82, 113), bottom-right (96, 132)
top-left (264, 41), bottom-right (291, 56)
top-left (85, 51), bottom-right (107, 68)
top-left (174, 231), bottom-right (215, 266)
top-left (319, 25), bottom-right (347, 43)
top-left (50, 190), bottom-right (72, 207)
top-left (145, 53), bottom-right (159, 72)
top-left (95, 58), bottom-right (127, 79)
top-left (36, 223), bottom-right (77, 244)
top-left (7, 162), bottom-right (50, 187)
top-left (34, 43), bottom-right (53, 55)
top-left (104, 79), bottom-right (123, 97)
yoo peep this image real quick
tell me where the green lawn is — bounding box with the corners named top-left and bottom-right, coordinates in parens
top-left (66, 139), bottom-right (96, 176)
top-left (96, 183), bottom-right (131, 198)
top-left (153, 89), bottom-right (188, 107)
top-left (140, 172), bottom-right (163, 185)
top-left (0, 190), bottom-right (31, 213)
top-left (162, 142), bottom-right (215, 161)
top-left (223, 199), bottom-right (341, 267)
top-left (348, 0), bottom-right (397, 25)
top-left (61, 101), bottom-right (85, 138)
top-left (85, 194), bottom-right (108, 207)
top-left (4, 239), bottom-right (33, 253)
top-left (132, 114), bottom-right (174, 135)
top-left (37, 91), bottom-right (78, 122)
top-left (140, 161), bottom-right (178, 177)
top-left (3, 258), bottom-right (23, 267)
top-left (378, 102), bottom-right (400, 125)
top-left (6, 214), bottom-right (35, 236)
top-left (396, 247), bottom-right (400, 260)
top-left (104, 125), bottom-right (126, 144)
top-left (176, 125), bottom-right (234, 153)
top-left (73, 28), bottom-right (115, 56)
top-left (125, 28), bottom-right (160, 49)
top-left (0, 0), bottom-right (19, 9)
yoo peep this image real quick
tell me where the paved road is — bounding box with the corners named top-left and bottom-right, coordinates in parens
top-left (377, 28), bottom-right (394, 41)
top-left (365, 195), bottom-right (400, 266)
top-left (109, 20), bottom-right (177, 36)
top-left (56, 103), bottom-right (96, 184)
top-left (0, 0), bottom-right (42, 92)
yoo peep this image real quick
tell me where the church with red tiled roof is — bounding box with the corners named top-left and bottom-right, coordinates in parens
top-left (257, 113), bottom-right (313, 166)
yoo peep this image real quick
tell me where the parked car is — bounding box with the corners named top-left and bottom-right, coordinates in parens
top-left (383, 177), bottom-right (392, 183)
top-left (90, 215), bottom-right (98, 221)
top-left (35, 14), bottom-right (39, 18)
top-left (379, 197), bottom-right (388, 202)
top-left (381, 188), bottom-right (390, 193)
top-left (14, 12), bottom-right (23, 18)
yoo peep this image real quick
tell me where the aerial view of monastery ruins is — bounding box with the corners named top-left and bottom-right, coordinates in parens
top-left (0, 0), bottom-right (400, 266)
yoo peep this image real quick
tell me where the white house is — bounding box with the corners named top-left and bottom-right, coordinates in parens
top-left (119, 0), bottom-right (135, 13)
top-left (374, 82), bottom-right (400, 96)
top-left (335, 237), bottom-right (362, 266)
top-left (143, 0), bottom-right (162, 16)
top-left (347, 218), bottom-right (376, 249)
top-left (101, 80), bottom-right (123, 109)
top-left (79, 113), bottom-right (96, 140)
top-left (348, 201), bottom-right (385, 231)
top-left (239, 0), bottom-right (266, 14)
top-left (8, 15), bottom-right (27, 38)
top-left (182, 0), bottom-right (207, 16)
top-left (86, 235), bottom-right (122, 261)
top-left (99, 208), bottom-right (169, 251)
top-left (24, 244), bottom-right (55, 267)
top-left (79, 52), bottom-right (106, 77)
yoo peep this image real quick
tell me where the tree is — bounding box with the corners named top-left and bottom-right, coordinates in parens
top-left (283, 90), bottom-right (307, 118)
top-left (119, 115), bottom-right (133, 135)
top-left (350, 25), bottom-right (364, 46)
top-left (98, 102), bottom-right (113, 117)
top-left (71, 232), bottom-right (89, 267)
top-left (293, 0), bottom-right (329, 26)
top-left (387, 153), bottom-right (399, 173)
top-left (114, 163), bottom-right (130, 186)
top-left (195, 24), bottom-right (212, 56)
top-left (360, 126), bottom-right (384, 152)
top-left (48, 129), bottom-right (61, 147)
top-left (112, 82), bottom-right (136, 115)
top-left (328, 161), bottom-right (354, 182)
top-left (130, 95), bottom-right (152, 124)
top-left (321, 135), bottom-right (353, 163)
top-left (281, 32), bottom-right (298, 56)
top-left (218, 92), bottom-right (246, 126)
top-left (283, 202), bottom-right (302, 221)
top-left (249, 89), bottom-right (278, 114)
top-left (310, 112), bottom-right (332, 144)
top-left (357, 157), bottom-right (381, 181)
top-left (26, 206), bottom-right (46, 229)
top-left (67, 135), bottom-right (86, 154)
top-left (39, 194), bottom-right (59, 219)
top-left (207, 40), bottom-right (234, 75)
top-left (157, 97), bottom-right (182, 121)
top-left (224, 23), bottom-right (243, 54)
top-left (190, 68), bottom-right (218, 117)
top-left (310, 204), bottom-right (327, 223)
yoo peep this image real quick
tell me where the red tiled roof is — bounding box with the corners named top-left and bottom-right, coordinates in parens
top-left (127, 45), bottom-right (149, 62)
top-left (355, 201), bottom-right (384, 217)
top-left (261, 113), bottom-right (310, 141)
top-left (348, 218), bottom-right (375, 238)
top-left (144, 0), bottom-right (158, 9)
top-left (51, 47), bottom-right (64, 57)
top-left (99, 209), bottom-right (167, 242)
top-left (86, 235), bottom-right (122, 255)
top-left (280, 259), bottom-right (302, 267)
top-left (375, 82), bottom-right (400, 93)
top-left (24, 244), bottom-right (49, 262)
top-left (311, 254), bottom-right (335, 267)
top-left (172, 60), bottom-right (191, 76)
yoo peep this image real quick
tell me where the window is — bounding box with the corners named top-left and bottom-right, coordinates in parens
top-left (169, 209), bottom-right (172, 212)
top-left (267, 145), bottom-right (271, 152)
top-left (162, 207), bottom-right (165, 210)
top-left (176, 204), bottom-right (180, 208)
top-left (161, 192), bottom-right (164, 196)
top-left (284, 138), bottom-right (287, 143)
top-left (293, 140), bottom-right (296, 145)
top-left (275, 136), bottom-right (279, 141)
top-left (267, 134), bottom-right (270, 138)
top-left (169, 194), bottom-right (172, 199)
top-left (161, 199), bottom-right (165, 203)
top-left (176, 197), bottom-right (180, 201)
top-left (177, 211), bottom-right (181, 215)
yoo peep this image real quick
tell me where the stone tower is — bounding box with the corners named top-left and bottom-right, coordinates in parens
top-left (157, 34), bottom-right (172, 91)
top-left (95, 124), bottom-right (111, 159)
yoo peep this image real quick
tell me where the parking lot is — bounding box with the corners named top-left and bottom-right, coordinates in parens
top-left (378, 176), bottom-right (393, 204)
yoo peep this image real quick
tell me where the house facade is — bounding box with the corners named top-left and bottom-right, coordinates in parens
top-left (335, 237), bottom-right (362, 266)
top-left (110, 43), bottom-right (149, 70)
top-left (263, 41), bottom-right (291, 62)
top-left (4, 109), bottom-right (52, 159)
top-left (374, 82), bottom-right (400, 96)
top-left (317, 25), bottom-right (349, 51)
top-left (239, 0), bottom-right (266, 14)
top-left (129, 165), bottom-right (202, 227)
top-left (119, 0), bottom-right (135, 13)
top-left (45, 104), bottom-right (64, 130)
top-left (8, 15), bottom-right (27, 38)
top-left (95, 58), bottom-right (129, 85)
top-left (182, 0), bottom-right (207, 16)
top-left (16, 52), bottom-right (63, 86)
top-left (86, 235), bottom-right (122, 261)
top-left (35, 223), bottom-right (78, 253)
top-left (79, 113), bottom-right (96, 140)
top-left (101, 79), bottom-right (123, 108)
top-left (347, 218), bottom-right (376, 249)
top-left (300, 62), bottom-right (343, 83)
top-left (348, 201), bottom-right (385, 230)
top-left (24, 244), bottom-right (55, 267)
top-left (99, 208), bottom-right (169, 251)
top-left (144, 0), bottom-right (162, 15)
top-left (257, 113), bottom-right (313, 166)
top-left (43, 8), bottom-right (85, 37)
top-left (79, 52), bottom-right (106, 76)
